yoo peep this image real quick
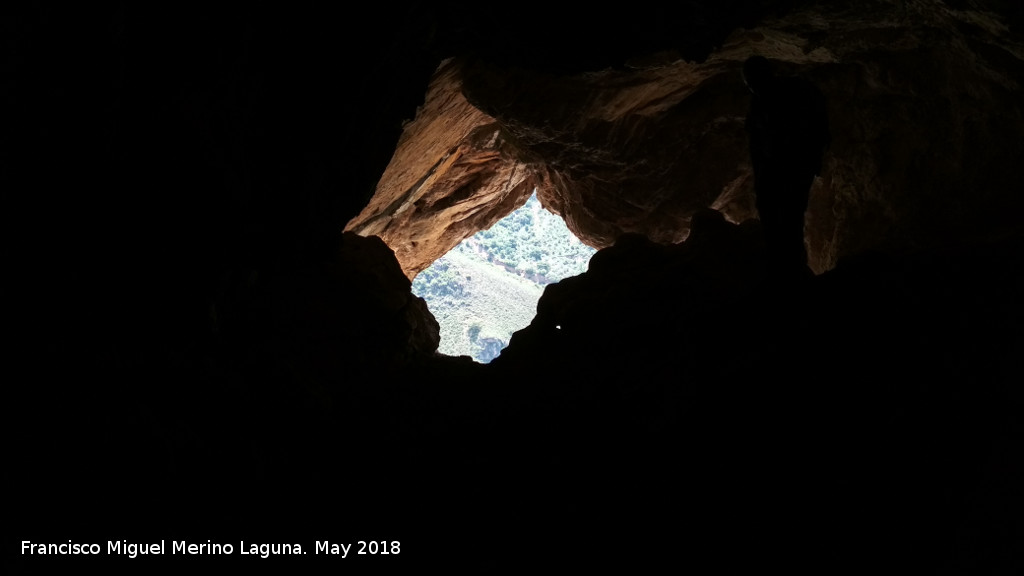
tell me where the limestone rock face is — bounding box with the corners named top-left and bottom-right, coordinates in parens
top-left (345, 60), bottom-right (539, 278)
top-left (351, 1), bottom-right (1024, 275)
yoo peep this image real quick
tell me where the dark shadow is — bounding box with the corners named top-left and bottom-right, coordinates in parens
top-left (743, 55), bottom-right (830, 279)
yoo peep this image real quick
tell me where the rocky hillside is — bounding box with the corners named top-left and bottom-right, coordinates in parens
top-left (412, 192), bottom-right (596, 361)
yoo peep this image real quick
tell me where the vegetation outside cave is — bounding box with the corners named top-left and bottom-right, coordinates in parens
top-left (412, 191), bottom-right (597, 363)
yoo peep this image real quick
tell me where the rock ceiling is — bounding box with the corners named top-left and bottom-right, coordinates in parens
top-left (346, 0), bottom-right (1024, 277)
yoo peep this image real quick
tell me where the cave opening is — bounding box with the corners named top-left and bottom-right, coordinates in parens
top-left (411, 189), bottom-right (596, 363)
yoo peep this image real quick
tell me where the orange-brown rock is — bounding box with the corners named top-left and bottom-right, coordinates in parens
top-left (344, 60), bottom-right (540, 278)
top-left (351, 1), bottom-right (1024, 275)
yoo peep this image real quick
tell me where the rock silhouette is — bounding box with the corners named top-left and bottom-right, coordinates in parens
top-left (743, 55), bottom-right (830, 277)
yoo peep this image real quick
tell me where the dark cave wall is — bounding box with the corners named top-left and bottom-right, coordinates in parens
top-left (7, 1), bottom-right (1023, 570)
top-left (8, 2), bottom-right (450, 525)
top-left (806, 6), bottom-right (1024, 269)
top-left (13, 3), bottom-right (1023, 353)
top-left (9, 4), bottom-right (441, 356)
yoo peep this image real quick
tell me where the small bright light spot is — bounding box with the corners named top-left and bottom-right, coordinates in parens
top-left (555, 325), bottom-right (562, 330)
top-left (412, 190), bottom-right (595, 363)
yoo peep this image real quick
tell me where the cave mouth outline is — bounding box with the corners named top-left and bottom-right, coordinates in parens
top-left (411, 189), bottom-right (596, 363)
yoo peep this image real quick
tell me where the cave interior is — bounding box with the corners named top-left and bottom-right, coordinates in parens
top-left (10, 1), bottom-right (1024, 569)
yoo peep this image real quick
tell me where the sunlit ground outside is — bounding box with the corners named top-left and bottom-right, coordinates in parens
top-left (412, 191), bottom-right (597, 363)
